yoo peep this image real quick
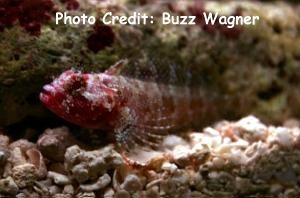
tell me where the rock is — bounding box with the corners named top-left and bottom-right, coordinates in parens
top-left (47, 171), bottom-right (71, 185)
top-left (63, 185), bottom-right (75, 195)
top-left (65, 145), bottom-right (123, 183)
top-left (115, 190), bottom-right (130, 198)
top-left (37, 127), bottom-right (79, 162)
top-left (0, 147), bottom-right (9, 166)
top-left (80, 173), bottom-right (111, 192)
top-left (103, 187), bottom-right (115, 197)
top-left (12, 163), bottom-right (39, 188)
top-left (0, 176), bottom-right (19, 195)
top-left (284, 189), bottom-right (297, 198)
top-left (161, 162), bottom-right (178, 174)
top-left (76, 192), bottom-right (96, 198)
top-left (53, 194), bottom-right (72, 198)
top-left (0, 135), bottom-right (9, 147)
top-left (121, 174), bottom-right (143, 193)
top-left (72, 164), bottom-right (89, 183)
top-left (9, 140), bottom-right (36, 154)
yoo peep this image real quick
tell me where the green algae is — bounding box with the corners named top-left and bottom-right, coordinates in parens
top-left (0, 1), bottom-right (300, 125)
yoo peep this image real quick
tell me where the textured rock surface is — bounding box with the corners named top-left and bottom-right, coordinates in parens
top-left (0, 116), bottom-right (300, 196)
top-left (0, 0), bottom-right (300, 126)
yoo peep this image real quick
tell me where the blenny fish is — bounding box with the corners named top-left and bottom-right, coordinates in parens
top-left (40, 60), bottom-right (220, 150)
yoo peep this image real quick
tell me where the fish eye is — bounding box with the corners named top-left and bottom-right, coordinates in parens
top-left (64, 75), bottom-right (87, 95)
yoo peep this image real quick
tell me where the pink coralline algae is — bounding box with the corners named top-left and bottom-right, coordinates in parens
top-left (60, 0), bottom-right (79, 10)
top-left (0, 0), bottom-right (54, 35)
top-left (87, 23), bottom-right (115, 53)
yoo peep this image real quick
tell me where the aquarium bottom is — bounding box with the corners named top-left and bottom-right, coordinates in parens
top-left (0, 116), bottom-right (299, 197)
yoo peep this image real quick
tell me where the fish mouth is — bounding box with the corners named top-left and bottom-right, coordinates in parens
top-left (39, 84), bottom-right (55, 103)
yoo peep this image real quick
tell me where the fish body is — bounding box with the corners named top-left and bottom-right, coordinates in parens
top-left (40, 63), bottom-right (217, 149)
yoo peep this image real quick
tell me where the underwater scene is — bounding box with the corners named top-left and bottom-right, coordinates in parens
top-left (0, 0), bottom-right (300, 197)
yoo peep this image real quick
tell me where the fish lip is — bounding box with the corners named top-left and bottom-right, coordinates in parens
top-left (42, 84), bottom-right (55, 94)
top-left (39, 92), bottom-right (49, 104)
top-left (40, 84), bottom-right (55, 103)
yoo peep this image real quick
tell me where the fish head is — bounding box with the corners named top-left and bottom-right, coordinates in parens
top-left (40, 69), bottom-right (122, 128)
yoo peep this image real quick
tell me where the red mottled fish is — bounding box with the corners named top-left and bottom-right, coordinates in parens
top-left (40, 61), bottom-right (218, 149)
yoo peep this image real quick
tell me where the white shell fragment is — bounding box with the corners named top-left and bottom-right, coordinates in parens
top-left (1, 116), bottom-right (300, 196)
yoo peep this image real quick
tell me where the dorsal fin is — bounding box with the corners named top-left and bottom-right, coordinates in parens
top-left (119, 58), bottom-right (200, 89)
top-left (104, 59), bottom-right (128, 75)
